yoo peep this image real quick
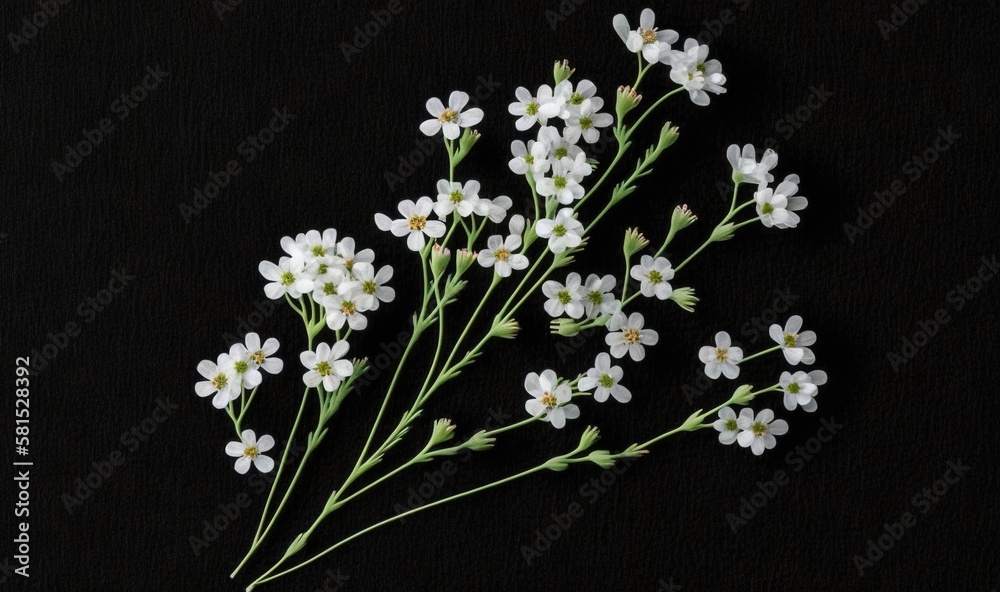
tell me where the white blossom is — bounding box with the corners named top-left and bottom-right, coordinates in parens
top-left (578, 352), bottom-right (631, 403)
top-left (698, 331), bottom-right (743, 379)
top-left (605, 312), bottom-right (658, 361)
top-left (419, 91), bottom-right (484, 140)
top-left (225, 430), bottom-right (275, 474)
top-left (736, 408), bottom-right (789, 456)
top-left (374, 197), bottom-right (447, 251)
top-left (524, 369), bottom-right (580, 429)
top-left (769, 315), bottom-right (817, 365)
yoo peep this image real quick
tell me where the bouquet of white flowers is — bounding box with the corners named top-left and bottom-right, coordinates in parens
top-left (194, 9), bottom-right (827, 589)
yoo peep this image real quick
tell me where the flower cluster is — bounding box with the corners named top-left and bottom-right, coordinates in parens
top-left (260, 228), bottom-right (394, 330)
top-left (703, 315), bottom-right (828, 456)
top-left (614, 8), bottom-right (726, 106)
top-left (195, 332), bottom-right (282, 473)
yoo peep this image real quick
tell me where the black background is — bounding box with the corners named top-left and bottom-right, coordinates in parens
top-left (3, 1), bottom-right (998, 590)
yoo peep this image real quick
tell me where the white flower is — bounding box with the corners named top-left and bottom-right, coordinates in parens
top-left (629, 255), bottom-right (674, 300)
top-left (419, 91), bottom-right (484, 140)
top-left (769, 315), bottom-right (817, 365)
top-left (578, 352), bottom-right (631, 403)
top-left (535, 208), bottom-right (584, 253)
top-left (196, 353), bottom-right (240, 409)
top-left (524, 369), bottom-right (580, 429)
top-left (712, 407), bottom-right (741, 445)
top-left (557, 79), bottom-right (598, 118)
top-left (564, 98), bottom-right (614, 144)
top-left (508, 85), bottom-right (562, 130)
top-left (374, 197), bottom-right (447, 251)
top-left (698, 331), bottom-right (743, 379)
top-left (559, 152), bottom-right (593, 179)
top-left (243, 332), bottom-right (283, 375)
top-left (225, 430), bottom-right (275, 474)
top-left (282, 229), bottom-right (341, 267)
top-left (536, 162), bottom-right (584, 205)
top-left (542, 272), bottom-right (585, 318)
top-left (726, 144), bottom-right (778, 185)
top-left (227, 342), bottom-right (263, 389)
top-left (259, 256), bottom-right (315, 300)
top-left (736, 408), bottom-right (789, 456)
top-left (668, 39), bottom-right (727, 106)
top-left (311, 266), bottom-right (349, 301)
top-left (582, 273), bottom-right (618, 318)
top-left (477, 234), bottom-right (528, 277)
top-left (341, 262), bottom-right (394, 311)
top-left (605, 311), bottom-right (658, 362)
top-left (480, 195), bottom-right (513, 223)
top-left (755, 175), bottom-right (807, 229)
top-left (300, 341), bottom-right (354, 392)
top-left (612, 8), bottom-right (678, 64)
top-left (780, 370), bottom-right (828, 412)
top-left (323, 285), bottom-right (371, 331)
top-left (509, 140), bottom-right (551, 176)
top-left (537, 125), bottom-right (583, 160)
top-left (434, 179), bottom-right (481, 218)
top-left (335, 237), bottom-right (375, 272)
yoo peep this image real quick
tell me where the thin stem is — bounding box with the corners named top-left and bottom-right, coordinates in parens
top-left (739, 345), bottom-right (781, 364)
top-left (626, 87), bottom-right (684, 140)
top-left (231, 386), bottom-right (311, 578)
top-left (249, 464), bottom-right (551, 589)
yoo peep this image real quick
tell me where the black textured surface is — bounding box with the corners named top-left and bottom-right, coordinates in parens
top-left (3, 1), bottom-right (998, 591)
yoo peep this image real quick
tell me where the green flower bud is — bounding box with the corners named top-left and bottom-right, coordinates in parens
top-left (489, 318), bottom-right (520, 339)
top-left (454, 248), bottom-right (477, 277)
top-left (670, 204), bottom-right (698, 233)
top-left (729, 384), bottom-right (756, 405)
top-left (429, 418), bottom-right (457, 446)
top-left (550, 317), bottom-right (583, 337)
top-left (657, 122), bottom-right (680, 152)
top-left (615, 85), bottom-right (643, 119)
top-left (553, 59), bottom-right (575, 84)
top-left (668, 287), bottom-right (699, 312)
top-left (710, 222), bottom-right (736, 242)
top-left (623, 227), bottom-right (650, 257)
top-left (462, 430), bottom-right (496, 452)
top-left (430, 245), bottom-right (451, 278)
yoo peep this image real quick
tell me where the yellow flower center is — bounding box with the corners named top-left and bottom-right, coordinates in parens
top-left (249, 350), bottom-right (266, 365)
top-left (316, 361), bottom-right (332, 376)
top-left (715, 348), bottom-right (728, 362)
top-left (408, 215), bottom-right (427, 231)
top-left (243, 445), bottom-right (259, 459)
top-left (623, 328), bottom-right (641, 344)
top-left (540, 392), bottom-right (558, 407)
top-left (439, 108), bottom-right (459, 124)
top-left (494, 248), bottom-right (509, 261)
top-left (641, 28), bottom-right (657, 44)
top-left (211, 372), bottom-right (229, 389)
top-left (751, 421), bottom-right (768, 437)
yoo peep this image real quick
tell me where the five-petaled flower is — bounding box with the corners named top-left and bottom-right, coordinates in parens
top-left (524, 369), bottom-right (580, 429)
top-left (375, 197), bottom-right (447, 251)
top-left (698, 331), bottom-right (743, 379)
top-left (578, 352), bottom-right (631, 403)
top-left (736, 408), bottom-right (788, 456)
top-left (301, 341), bottom-right (354, 392)
top-left (780, 370), bottom-right (828, 412)
top-left (225, 430), bottom-right (275, 474)
top-left (606, 311), bottom-right (659, 361)
top-left (419, 91), bottom-right (484, 140)
top-left (769, 315), bottom-right (817, 365)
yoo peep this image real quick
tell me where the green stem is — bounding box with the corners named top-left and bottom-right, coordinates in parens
top-left (739, 345), bottom-right (781, 364)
